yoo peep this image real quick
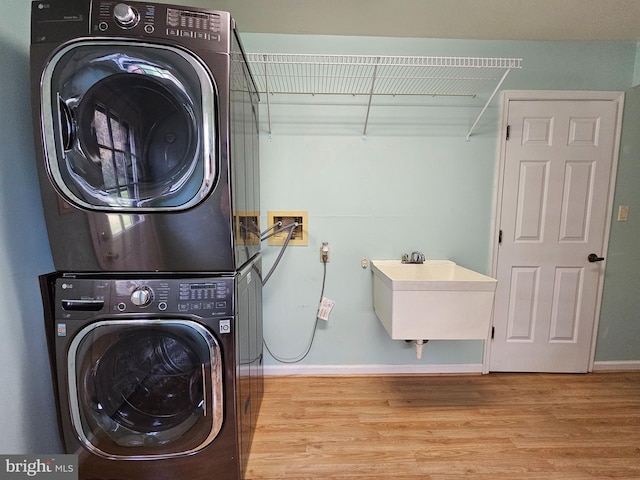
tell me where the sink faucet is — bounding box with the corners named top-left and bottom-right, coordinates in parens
top-left (402, 251), bottom-right (425, 264)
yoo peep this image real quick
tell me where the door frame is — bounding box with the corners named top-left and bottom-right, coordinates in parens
top-left (483, 90), bottom-right (625, 374)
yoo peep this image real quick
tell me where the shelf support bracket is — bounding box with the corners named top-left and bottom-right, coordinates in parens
top-left (465, 68), bottom-right (511, 142)
top-left (263, 55), bottom-right (273, 138)
top-left (362, 57), bottom-right (380, 139)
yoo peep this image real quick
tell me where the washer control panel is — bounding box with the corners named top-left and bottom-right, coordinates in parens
top-left (56, 276), bottom-right (234, 319)
top-left (177, 281), bottom-right (233, 316)
top-left (91, 0), bottom-right (228, 48)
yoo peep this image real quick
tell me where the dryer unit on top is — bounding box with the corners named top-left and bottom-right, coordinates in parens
top-left (31, 0), bottom-right (260, 273)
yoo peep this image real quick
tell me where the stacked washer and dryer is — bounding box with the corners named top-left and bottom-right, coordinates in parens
top-left (31, 1), bottom-right (263, 478)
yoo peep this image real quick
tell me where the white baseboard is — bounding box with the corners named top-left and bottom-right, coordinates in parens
top-left (592, 360), bottom-right (640, 371)
top-left (263, 363), bottom-right (484, 376)
top-left (263, 362), bottom-right (640, 375)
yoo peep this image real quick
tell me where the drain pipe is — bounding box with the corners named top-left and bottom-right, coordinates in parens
top-left (415, 339), bottom-right (428, 360)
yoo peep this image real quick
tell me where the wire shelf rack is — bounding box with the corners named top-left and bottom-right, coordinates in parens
top-left (245, 54), bottom-right (523, 138)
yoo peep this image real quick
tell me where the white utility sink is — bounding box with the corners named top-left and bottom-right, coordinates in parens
top-left (371, 260), bottom-right (497, 341)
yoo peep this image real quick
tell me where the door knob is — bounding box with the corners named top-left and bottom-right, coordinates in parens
top-left (588, 253), bottom-right (605, 263)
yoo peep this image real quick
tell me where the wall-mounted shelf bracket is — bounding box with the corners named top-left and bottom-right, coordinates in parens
top-left (261, 54), bottom-right (273, 138)
top-left (465, 67), bottom-right (512, 141)
top-left (363, 57), bottom-right (380, 138)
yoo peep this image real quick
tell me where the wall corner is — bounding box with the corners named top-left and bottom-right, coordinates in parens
top-left (634, 42), bottom-right (640, 88)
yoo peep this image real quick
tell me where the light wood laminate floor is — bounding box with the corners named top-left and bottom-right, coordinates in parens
top-left (245, 372), bottom-right (640, 479)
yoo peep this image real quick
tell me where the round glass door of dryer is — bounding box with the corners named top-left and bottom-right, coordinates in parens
top-left (41, 41), bottom-right (217, 211)
top-left (68, 320), bottom-right (224, 459)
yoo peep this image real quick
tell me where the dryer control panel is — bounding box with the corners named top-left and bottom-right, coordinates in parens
top-left (91, 1), bottom-right (230, 50)
top-left (55, 276), bottom-right (235, 319)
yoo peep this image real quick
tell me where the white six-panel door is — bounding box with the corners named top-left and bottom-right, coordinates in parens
top-left (489, 92), bottom-right (624, 373)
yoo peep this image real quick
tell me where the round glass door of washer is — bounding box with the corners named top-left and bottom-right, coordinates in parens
top-left (68, 320), bottom-right (224, 459)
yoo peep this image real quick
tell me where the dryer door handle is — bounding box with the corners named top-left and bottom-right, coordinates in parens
top-left (59, 99), bottom-right (75, 151)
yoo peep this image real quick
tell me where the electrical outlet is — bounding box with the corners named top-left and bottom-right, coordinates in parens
top-left (320, 242), bottom-right (330, 263)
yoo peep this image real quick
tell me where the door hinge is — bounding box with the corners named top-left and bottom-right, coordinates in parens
top-left (506, 125), bottom-right (510, 140)
top-left (498, 229), bottom-right (502, 244)
top-left (491, 326), bottom-right (495, 339)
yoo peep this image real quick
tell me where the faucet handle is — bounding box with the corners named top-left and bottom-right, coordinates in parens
top-left (410, 251), bottom-right (425, 264)
top-left (401, 253), bottom-right (409, 263)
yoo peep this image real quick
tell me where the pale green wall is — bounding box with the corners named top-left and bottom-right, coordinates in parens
top-left (1, 0), bottom-right (639, 454)
top-left (596, 85), bottom-right (640, 360)
top-left (0, 0), bottom-right (60, 454)
top-left (241, 33), bottom-right (640, 367)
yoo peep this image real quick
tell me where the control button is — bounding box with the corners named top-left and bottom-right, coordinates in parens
top-left (131, 286), bottom-right (154, 307)
top-left (117, 302), bottom-right (126, 311)
top-left (144, 24), bottom-right (154, 34)
top-left (98, 21), bottom-right (109, 31)
top-left (114, 3), bottom-right (139, 29)
top-left (158, 301), bottom-right (168, 311)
